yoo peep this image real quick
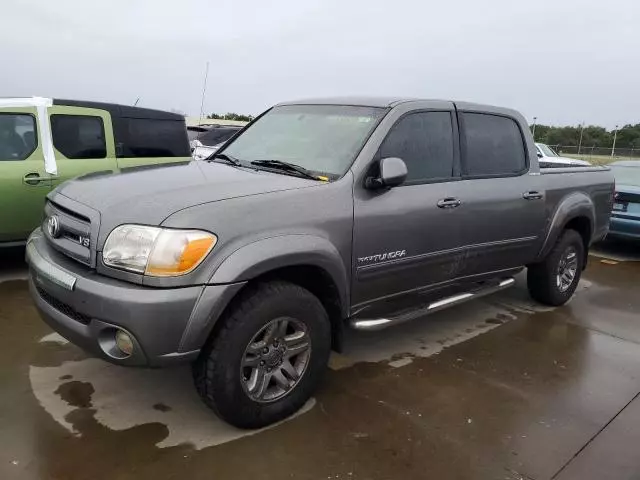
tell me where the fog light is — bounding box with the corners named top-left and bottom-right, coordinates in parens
top-left (115, 330), bottom-right (134, 356)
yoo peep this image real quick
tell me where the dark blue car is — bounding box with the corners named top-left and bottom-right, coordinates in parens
top-left (609, 160), bottom-right (640, 240)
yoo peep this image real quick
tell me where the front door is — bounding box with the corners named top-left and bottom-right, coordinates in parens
top-left (0, 107), bottom-right (52, 243)
top-left (352, 108), bottom-right (467, 315)
top-left (47, 105), bottom-right (118, 188)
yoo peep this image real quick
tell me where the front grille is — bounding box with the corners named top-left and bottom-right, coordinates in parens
top-left (48, 201), bottom-right (91, 224)
top-left (36, 286), bottom-right (91, 325)
top-left (44, 201), bottom-right (93, 266)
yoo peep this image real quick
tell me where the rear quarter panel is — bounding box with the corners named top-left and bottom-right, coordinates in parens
top-left (537, 167), bottom-right (614, 260)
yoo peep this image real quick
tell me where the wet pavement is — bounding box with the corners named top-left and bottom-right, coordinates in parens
top-left (1, 242), bottom-right (639, 480)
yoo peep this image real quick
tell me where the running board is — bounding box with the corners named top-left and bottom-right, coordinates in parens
top-left (349, 277), bottom-right (516, 332)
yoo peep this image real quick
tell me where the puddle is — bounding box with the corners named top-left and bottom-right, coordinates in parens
top-left (30, 336), bottom-right (315, 450)
top-left (339, 277), bottom-right (590, 369)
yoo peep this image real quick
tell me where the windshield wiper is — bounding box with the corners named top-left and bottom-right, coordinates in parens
top-left (250, 159), bottom-right (323, 181)
top-left (209, 152), bottom-right (242, 166)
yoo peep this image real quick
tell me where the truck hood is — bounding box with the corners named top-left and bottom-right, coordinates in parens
top-left (53, 161), bottom-right (315, 225)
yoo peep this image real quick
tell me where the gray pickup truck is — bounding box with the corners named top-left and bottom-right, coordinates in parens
top-left (26, 97), bottom-right (614, 428)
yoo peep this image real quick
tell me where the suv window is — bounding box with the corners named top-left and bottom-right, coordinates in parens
top-left (187, 127), bottom-right (209, 142)
top-left (51, 115), bottom-right (106, 159)
top-left (0, 113), bottom-right (37, 160)
top-left (462, 113), bottom-right (526, 176)
top-left (198, 127), bottom-right (241, 146)
top-left (119, 118), bottom-right (190, 158)
top-left (378, 112), bottom-right (454, 183)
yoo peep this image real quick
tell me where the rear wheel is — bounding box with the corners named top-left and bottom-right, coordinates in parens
top-left (527, 229), bottom-right (585, 306)
top-left (193, 281), bottom-right (331, 429)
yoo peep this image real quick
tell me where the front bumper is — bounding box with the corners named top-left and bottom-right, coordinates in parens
top-left (26, 229), bottom-right (245, 366)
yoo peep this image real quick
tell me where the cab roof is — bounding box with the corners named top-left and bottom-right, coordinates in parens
top-left (276, 96), bottom-right (511, 114)
top-left (53, 99), bottom-right (184, 121)
top-left (277, 97), bottom-right (420, 108)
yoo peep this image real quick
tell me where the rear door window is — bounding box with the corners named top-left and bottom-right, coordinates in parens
top-left (119, 118), bottom-right (190, 158)
top-left (0, 113), bottom-right (37, 160)
top-left (378, 111), bottom-right (455, 183)
top-left (462, 113), bottom-right (527, 176)
top-left (50, 115), bottom-right (106, 159)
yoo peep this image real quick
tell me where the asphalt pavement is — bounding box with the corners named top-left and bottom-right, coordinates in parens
top-left (1, 241), bottom-right (639, 480)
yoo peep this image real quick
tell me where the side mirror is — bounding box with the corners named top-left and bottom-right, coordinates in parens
top-left (365, 157), bottom-right (408, 190)
top-left (537, 152), bottom-right (543, 158)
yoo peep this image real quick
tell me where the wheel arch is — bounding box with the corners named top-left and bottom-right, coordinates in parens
top-left (205, 235), bottom-right (350, 351)
top-left (563, 216), bottom-right (591, 268)
top-left (536, 192), bottom-right (595, 266)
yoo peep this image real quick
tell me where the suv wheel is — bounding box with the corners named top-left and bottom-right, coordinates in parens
top-left (193, 281), bottom-right (331, 429)
top-left (527, 229), bottom-right (585, 306)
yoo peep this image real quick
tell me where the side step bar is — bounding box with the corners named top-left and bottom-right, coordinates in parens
top-left (349, 277), bottom-right (515, 332)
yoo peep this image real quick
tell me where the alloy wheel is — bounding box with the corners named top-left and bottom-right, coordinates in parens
top-left (240, 317), bottom-right (311, 403)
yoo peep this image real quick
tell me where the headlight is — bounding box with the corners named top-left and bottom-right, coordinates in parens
top-left (103, 225), bottom-right (217, 276)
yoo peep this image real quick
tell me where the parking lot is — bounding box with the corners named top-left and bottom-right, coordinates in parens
top-left (1, 242), bottom-right (639, 480)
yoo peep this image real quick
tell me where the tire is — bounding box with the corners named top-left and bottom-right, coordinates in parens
top-left (193, 281), bottom-right (331, 429)
top-left (527, 229), bottom-right (585, 306)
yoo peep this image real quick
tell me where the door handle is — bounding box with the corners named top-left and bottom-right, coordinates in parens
top-left (522, 191), bottom-right (543, 200)
top-left (437, 197), bottom-right (462, 209)
top-left (23, 172), bottom-right (48, 186)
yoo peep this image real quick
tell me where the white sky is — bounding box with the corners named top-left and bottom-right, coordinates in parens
top-left (2, 0), bottom-right (639, 127)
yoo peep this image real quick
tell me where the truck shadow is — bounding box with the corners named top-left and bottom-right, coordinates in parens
top-left (0, 246), bottom-right (27, 282)
top-left (592, 238), bottom-right (640, 262)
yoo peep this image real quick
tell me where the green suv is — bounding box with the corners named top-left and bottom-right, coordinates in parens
top-left (0, 98), bottom-right (191, 246)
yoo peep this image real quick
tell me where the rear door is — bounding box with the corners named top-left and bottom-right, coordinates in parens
top-left (0, 108), bottom-right (52, 243)
top-left (455, 109), bottom-right (546, 278)
top-left (352, 105), bottom-right (470, 313)
top-left (47, 106), bottom-right (118, 188)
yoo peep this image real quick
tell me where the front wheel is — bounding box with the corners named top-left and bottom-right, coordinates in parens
top-left (527, 229), bottom-right (585, 306)
top-left (193, 281), bottom-right (331, 429)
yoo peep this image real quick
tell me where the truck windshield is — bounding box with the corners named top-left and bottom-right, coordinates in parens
top-left (221, 105), bottom-right (386, 178)
top-left (538, 144), bottom-right (558, 157)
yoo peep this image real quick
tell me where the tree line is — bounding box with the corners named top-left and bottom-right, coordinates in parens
top-left (207, 112), bottom-right (254, 122)
top-left (532, 123), bottom-right (640, 150)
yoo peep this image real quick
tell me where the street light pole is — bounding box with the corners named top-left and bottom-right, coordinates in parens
top-left (578, 122), bottom-right (585, 155)
top-left (532, 117), bottom-right (537, 140)
top-left (611, 125), bottom-right (619, 158)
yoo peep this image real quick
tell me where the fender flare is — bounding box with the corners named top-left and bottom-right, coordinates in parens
top-left (210, 235), bottom-right (350, 317)
top-left (536, 191), bottom-right (595, 262)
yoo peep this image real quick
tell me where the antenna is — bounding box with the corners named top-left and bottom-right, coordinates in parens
top-left (198, 61), bottom-right (210, 126)
top-left (134, 97), bottom-right (140, 106)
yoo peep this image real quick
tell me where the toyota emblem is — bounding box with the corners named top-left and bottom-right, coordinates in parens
top-left (47, 215), bottom-right (61, 238)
